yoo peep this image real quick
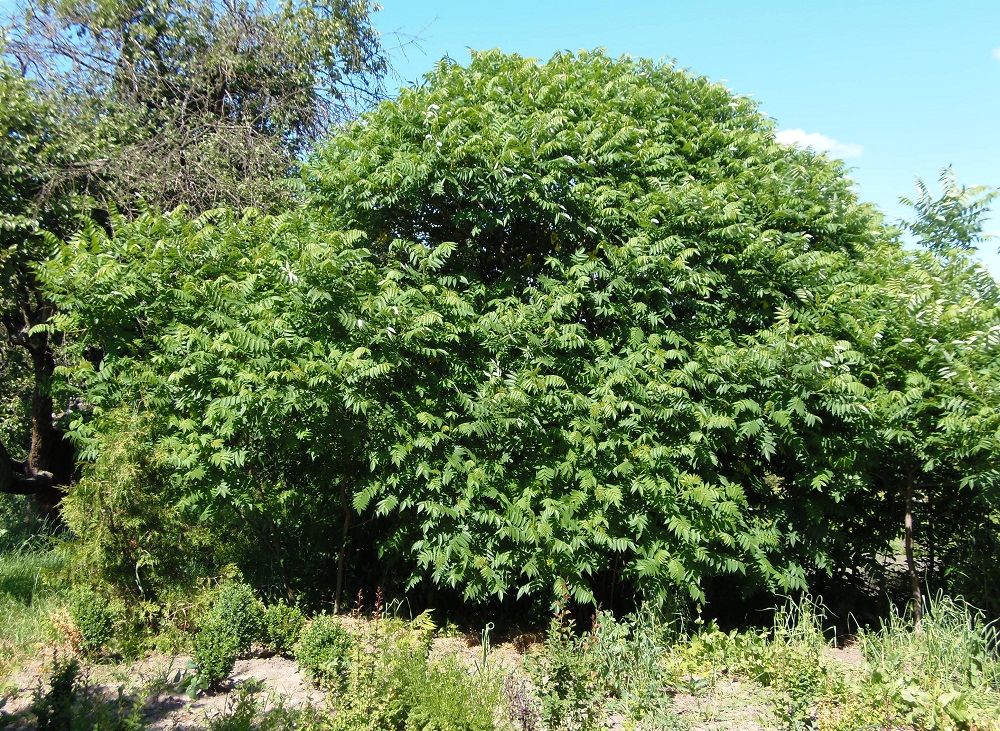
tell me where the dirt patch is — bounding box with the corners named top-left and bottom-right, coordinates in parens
top-left (822, 640), bottom-right (865, 669)
top-left (671, 677), bottom-right (781, 731)
top-left (0, 653), bottom-right (325, 731)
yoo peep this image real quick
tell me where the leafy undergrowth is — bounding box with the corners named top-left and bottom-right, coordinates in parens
top-left (2, 570), bottom-right (1000, 731)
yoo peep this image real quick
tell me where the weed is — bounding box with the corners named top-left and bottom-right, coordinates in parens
top-left (330, 610), bottom-right (504, 731)
top-left (524, 606), bottom-right (602, 731)
top-left (207, 684), bottom-right (324, 731)
top-left (30, 655), bottom-right (145, 731)
top-left (857, 594), bottom-right (1000, 730)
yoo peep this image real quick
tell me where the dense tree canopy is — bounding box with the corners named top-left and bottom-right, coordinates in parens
top-left (0, 0), bottom-right (386, 518)
top-left (38, 51), bottom-right (1000, 610)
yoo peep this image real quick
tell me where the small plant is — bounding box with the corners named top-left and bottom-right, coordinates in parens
top-left (294, 613), bottom-right (354, 690)
top-left (31, 655), bottom-right (144, 731)
top-left (33, 656), bottom-right (79, 731)
top-left (191, 581), bottom-right (264, 691)
top-left (263, 601), bottom-right (305, 656)
top-left (67, 586), bottom-right (116, 657)
top-left (525, 606), bottom-right (602, 731)
top-left (209, 581), bottom-right (265, 653)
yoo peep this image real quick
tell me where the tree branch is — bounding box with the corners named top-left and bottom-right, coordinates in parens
top-left (0, 436), bottom-right (54, 495)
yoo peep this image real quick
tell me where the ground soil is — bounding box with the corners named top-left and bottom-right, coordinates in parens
top-left (0, 631), bottom-right (869, 730)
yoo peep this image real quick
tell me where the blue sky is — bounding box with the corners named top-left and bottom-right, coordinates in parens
top-left (375, 1), bottom-right (1000, 273)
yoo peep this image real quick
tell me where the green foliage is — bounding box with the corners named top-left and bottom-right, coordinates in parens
top-left (330, 616), bottom-right (503, 731)
top-left (192, 613), bottom-right (242, 691)
top-left (526, 605), bottom-right (688, 730)
top-left (191, 581), bottom-right (265, 689)
top-left (60, 408), bottom-right (222, 603)
top-left (294, 614), bottom-right (354, 690)
top-left (0, 58), bottom-right (85, 495)
top-left (40, 50), bottom-right (1000, 611)
top-left (526, 609), bottom-right (602, 731)
top-left (0, 342), bottom-right (30, 466)
top-left (263, 601), bottom-right (306, 656)
top-left (211, 582), bottom-right (266, 653)
top-left (900, 167), bottom-right (998, 255)
top-left (67, 586), bottom-right (115, 657)
top-left (44, 212), bottom-right (367, 603)
top-left (858, 596), bottom-right (1000, 730)
top-left (588, 608), bottom-right (685, 724)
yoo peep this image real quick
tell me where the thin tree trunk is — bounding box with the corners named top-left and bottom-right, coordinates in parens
top-left (334, 482), bottom-right (352, 614)
top-left (904, 469), bottom-right (922, 629)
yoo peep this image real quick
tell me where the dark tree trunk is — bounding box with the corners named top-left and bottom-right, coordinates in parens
top-left (904, 469), bottom-right (922, 629)
top-left (334, 481), bottom-right (352, 614)
top-left (1, 331), bottom-right (74, 520)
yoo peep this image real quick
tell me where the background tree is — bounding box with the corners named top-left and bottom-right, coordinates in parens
top-left (5, 0), bottom-right (387, 212)
top-left (0, 60), bottom-right (88, 510)
top-left (0, 0), bottom-right (386, 516)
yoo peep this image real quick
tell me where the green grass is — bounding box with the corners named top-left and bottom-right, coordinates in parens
top-left (855, 594), bottom-right (1000, 729)
top-left (0, 537), bottom-right (69, 680)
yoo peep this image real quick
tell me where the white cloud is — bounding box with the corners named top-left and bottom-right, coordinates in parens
top-left (993, 47), bottom-right (1000, 61)
top-left (775, 128), bottom-right (864, 159)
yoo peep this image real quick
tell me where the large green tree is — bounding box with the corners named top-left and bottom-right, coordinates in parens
top-left (41, 51), bottom-right (1000, 610)
top-left (0, 61), bottom-right (86, 510)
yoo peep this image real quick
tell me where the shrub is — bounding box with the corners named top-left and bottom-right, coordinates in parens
top-left (191, 581), bottom-right (265, 690)
top-left (294, 614), bottom-right (354, 690)
top-left (193, 613), bottom-right (241, 690)
top-left (209, 581), bottom-right (265, 653)
top-left (264, 601), bottom-right (306, 656)
top-left (59, 408), bottom-right (226, 603)
top-left (67, 586), bottom-right (115, 657)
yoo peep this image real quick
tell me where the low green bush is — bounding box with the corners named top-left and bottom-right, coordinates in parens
top-left (191, 581), bottom-right (266, 690)
top-left (210, 581), bottom-right (265, 653)
top-left (68, 586), bottom-right (116, 657)
top-left (329, 616), bottom-right (503, 731)
top-left (294, 614), bottom-right (354, 690)
top-left (264, 601), bottom-right (305, 656)
top-left (192, 613), bottom-right (241, 691)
